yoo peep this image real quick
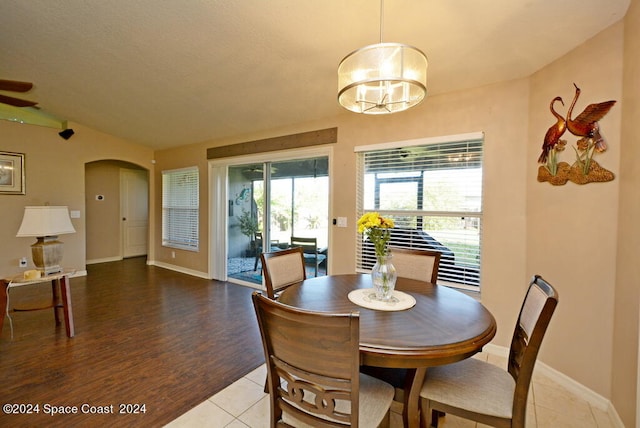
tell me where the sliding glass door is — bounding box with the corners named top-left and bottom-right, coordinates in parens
top-left (226, 156), bottom-right (329, 285)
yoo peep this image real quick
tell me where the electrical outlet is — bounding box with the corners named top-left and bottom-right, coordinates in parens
top-left (19, 257), bottom-right (27, 267)
top-left (171, 251), bottom-right (176, 258)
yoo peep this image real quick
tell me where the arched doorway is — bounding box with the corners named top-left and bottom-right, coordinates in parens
top-left (85, 160), bottom-right (149, 264)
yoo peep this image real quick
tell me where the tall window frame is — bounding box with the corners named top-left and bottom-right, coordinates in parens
top-left (355, 132), bottom-right (484, 289)
top-left (162, 166), bottom-right (199, 251)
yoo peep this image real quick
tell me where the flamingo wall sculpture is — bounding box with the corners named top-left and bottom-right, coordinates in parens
top-left (566, 83), bottom-right (616, 152)
top-left (537, 84), bottom-right (616, 185)
top-left (538, 96), bottom-right (567, 164)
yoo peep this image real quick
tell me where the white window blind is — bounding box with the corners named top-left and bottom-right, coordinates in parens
top-left (162, 166), bottom-right (199, 251)
top-left (356, 137), bottom-right (483, 288)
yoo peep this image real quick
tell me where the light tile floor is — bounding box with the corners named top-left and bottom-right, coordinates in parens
top-left (164, 353), bottom-right (615, 428)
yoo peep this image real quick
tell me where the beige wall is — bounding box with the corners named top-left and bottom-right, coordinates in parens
top-left (613, 0), bottom-right (640, 425)
top-left (528, 21), bottom-right (624, 400)
top-left (0, 120), bottom-right (154, 277)
top-left (85, 161), bottom-right (121, 261)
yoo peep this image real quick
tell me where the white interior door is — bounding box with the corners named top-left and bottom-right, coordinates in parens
top-left (121, 168), bottom-right (149, 257)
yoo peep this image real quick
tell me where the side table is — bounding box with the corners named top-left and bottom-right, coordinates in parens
top-left (1, 269), bottom-right (76, 339)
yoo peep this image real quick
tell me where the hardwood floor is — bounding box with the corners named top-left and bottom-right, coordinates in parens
top-left (0, 257), bottom-right (265, 427)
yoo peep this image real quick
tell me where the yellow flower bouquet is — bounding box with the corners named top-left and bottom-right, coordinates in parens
top-left (357, 212), bottom-right (395, 258)
top-left (358, 212), bottom-right (397, 301)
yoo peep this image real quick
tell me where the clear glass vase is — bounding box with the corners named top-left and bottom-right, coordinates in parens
top-left (371, 254), bottom-right (397, 301)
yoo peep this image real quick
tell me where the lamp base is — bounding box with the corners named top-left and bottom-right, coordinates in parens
top-left (31, 236), bottom-right (64, 275)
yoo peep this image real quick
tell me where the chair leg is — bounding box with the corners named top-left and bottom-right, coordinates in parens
top-left (431, 409), bottom-right (439, 428)
top-left (420, 398), bottom-right (440, 428)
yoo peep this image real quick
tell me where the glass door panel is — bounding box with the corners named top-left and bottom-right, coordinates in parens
top-left (227, 163), bottom-right (264, 283)
top-left (226, 156), bottom-right (329, 285)
top-left (290, 176), bottom-right (329, 249)
top-left (270, 158), bottom-right (328, 278)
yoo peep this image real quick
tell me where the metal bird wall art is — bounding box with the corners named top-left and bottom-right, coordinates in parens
top-left (537, 84), bottom-right (616, 186)
top-left (566, 83), bottom-right (616, 151)
top-left (538, 96), bottom-right (567, 165)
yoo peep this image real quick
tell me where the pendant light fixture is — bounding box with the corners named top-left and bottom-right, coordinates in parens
top-left (338, 0), bottom-right (427, 114)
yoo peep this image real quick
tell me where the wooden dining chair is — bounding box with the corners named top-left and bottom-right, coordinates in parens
top-left (253, 232), bottom-right (282, 272)
top-left (260, 246), bottom-right (306, 299)
top-left (419, 275), bottom-right (559, 428)
top-left (290, 236), bottom-right (326, 277)
top-left (253, 231), bottom-right (264, 272)
top-left (389, 246), bottom-right (441, 283)
top-left (252, 292), bottom-right (395, 427)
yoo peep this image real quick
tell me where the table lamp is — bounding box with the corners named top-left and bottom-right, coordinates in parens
top-left (16, 206), bottom-right (76, 275)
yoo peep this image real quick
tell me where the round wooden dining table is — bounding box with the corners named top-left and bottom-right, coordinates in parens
top-left (278, 273), bottom-right (497, 428)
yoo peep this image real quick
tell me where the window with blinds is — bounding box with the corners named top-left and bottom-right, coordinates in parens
top-left (162, 166), bottom-right (199, 251)
top-left (356, 135), bottom-right (483, 288)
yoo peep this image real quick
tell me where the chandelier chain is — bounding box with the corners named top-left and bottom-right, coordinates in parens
top-left (379, 0), bottom-right (384, 44)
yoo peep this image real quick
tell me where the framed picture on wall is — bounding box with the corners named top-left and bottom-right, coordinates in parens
top-left (0, 151), bottom-right (25, 195)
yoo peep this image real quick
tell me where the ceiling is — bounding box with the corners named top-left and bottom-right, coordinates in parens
top-left (0, 0), bottom-right (630, 150)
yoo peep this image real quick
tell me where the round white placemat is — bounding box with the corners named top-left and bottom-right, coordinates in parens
top-left (347, 288), bottom-right (416, 311)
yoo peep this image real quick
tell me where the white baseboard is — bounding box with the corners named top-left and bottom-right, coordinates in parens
top-left (483, 344), bottom-right (623, 427)
top-left (147, 260), bottom-right (210, 279)
top-left (86, 256), bottom-right (122, 265)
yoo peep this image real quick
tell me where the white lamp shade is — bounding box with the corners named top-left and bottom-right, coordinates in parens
top-left (338, 42), bottom-right (427, 114)
top-left (16, 206), bottom-right (76, 237)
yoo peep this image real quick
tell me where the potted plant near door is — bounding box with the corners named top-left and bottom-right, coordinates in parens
top-left (239, 209), bottom-right (259, 257)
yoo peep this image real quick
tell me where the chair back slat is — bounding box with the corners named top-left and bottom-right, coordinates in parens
top-left (290, 236), bottom-right (318, 254)
top-left (290, 236), bottom-right (326, 277)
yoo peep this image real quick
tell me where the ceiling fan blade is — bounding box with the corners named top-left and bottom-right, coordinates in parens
top-left (0, 79), bottom-right (33, 92)
top-left (0, 94), bottom-right (38, 107)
